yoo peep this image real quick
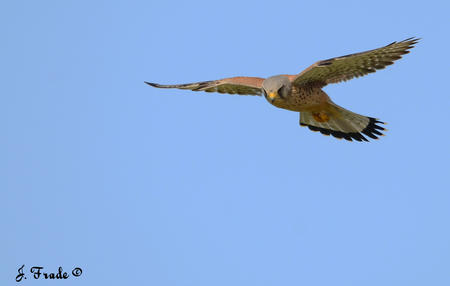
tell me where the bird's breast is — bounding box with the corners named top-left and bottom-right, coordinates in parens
top-left (268, 87), bottom-right (329, 112)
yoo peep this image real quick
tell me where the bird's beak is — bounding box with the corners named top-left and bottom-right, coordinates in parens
top-left (268, 92), bottom-right (277, 101)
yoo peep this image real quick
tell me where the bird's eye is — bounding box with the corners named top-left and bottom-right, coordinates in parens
top-left (278, 87), bottom-right (284, 98)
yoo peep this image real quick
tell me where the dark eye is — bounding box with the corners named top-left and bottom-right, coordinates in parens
top-left (277, 87), bottom-right (284, 98)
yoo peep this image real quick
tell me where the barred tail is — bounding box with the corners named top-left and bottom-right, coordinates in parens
top-left (299, 102), bottom-right (386, 142)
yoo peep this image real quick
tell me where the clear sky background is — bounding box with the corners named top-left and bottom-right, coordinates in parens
top-left (2, 0), bottom-right (449, 285)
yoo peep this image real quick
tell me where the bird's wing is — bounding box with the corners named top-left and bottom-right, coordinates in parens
top-left (145, 76), bottom-right (264, 96)
top-left (292, 37), bottom-right (419, 87)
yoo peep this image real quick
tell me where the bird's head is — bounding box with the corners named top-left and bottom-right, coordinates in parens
top-left (262, 75), bottom-right (291, 103)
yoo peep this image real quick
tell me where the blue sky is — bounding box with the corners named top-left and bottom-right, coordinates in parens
top-left (2, 0), bottom-right (449, 285)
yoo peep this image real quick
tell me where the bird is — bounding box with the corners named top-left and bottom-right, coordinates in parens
top-left (145, 37), bottom-right (419, 142)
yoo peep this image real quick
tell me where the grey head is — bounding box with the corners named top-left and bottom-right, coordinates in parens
top-left (261, 75), bottom-right (292, 103)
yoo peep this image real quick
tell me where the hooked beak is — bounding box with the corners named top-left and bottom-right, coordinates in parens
top-left (268, 92), bottom-right (277, 102)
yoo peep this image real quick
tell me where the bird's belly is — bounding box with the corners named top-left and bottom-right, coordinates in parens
top-left (272, 87), bottom-right (329, 112)
top-left (271, 100), bottom-right (306, 111)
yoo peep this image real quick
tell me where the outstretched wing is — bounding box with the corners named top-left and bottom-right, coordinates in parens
top-left (145, 76), bottom-right (264, 96)
top-left (292, 37), bottom-right (419, 87)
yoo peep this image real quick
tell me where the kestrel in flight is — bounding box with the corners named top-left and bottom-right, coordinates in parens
top-left (146, 38), bottom-right (419, 142)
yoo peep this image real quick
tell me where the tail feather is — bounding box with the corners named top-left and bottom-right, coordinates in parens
top-left (299, 102), bottom-right (386, 142)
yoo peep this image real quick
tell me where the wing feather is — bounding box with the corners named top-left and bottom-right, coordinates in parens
top-left (292, 37), bottom-right (419, 87)
top-left (145, 76), bottom-right (264, 96)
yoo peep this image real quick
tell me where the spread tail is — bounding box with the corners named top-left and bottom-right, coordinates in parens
top-left (299, 102), bottom-right (386, 142)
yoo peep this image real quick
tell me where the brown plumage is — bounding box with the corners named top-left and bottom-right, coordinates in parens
top-left (146, 38), bottom-right (419, 142)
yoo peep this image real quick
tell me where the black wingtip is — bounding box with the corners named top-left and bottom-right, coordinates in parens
top-left (403, 36), bottom-right (421, 42)
top-left (401, 37), bottom-right (421, 47)
top-left (387, 37), bottom-right (420, 47)
top-left (144, 81), bottom-right (158, 87)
